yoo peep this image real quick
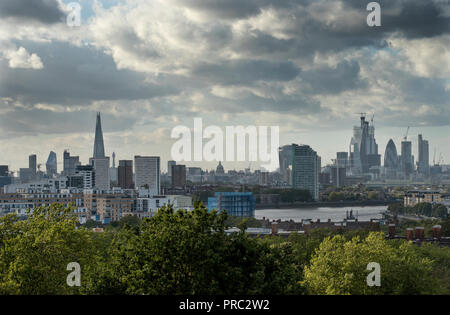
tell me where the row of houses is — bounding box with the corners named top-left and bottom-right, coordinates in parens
top-left (404, 190), bottom-right (450, 207)
top-left (0, 187), bottom-right (193, 224)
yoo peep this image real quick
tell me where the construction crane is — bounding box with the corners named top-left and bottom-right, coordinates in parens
top-left (403, 126), bottom-right (410, 141)
top-left (437, 153), bottom-right (444, 166)
top-left (433, 148), bottom-right (437, 165)
top-left (356, 112), bottom-right (367, 118)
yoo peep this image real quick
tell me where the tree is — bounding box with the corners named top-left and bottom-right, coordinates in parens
top-left (387, 203), bottom-right (405, 214)
top-left (413, 202), bottom-right (432, 217)
top-left (432, 204), bottom-right (448, 219)
top-left (84, 204), bottom-right (304, 295)
top-left (0, 204), bottom-right (100, 294)
top-left (303, 232), bottom-right (444, 295)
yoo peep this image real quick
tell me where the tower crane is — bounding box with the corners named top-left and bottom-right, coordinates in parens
top-left (403, 126), bottom-right (410, 141)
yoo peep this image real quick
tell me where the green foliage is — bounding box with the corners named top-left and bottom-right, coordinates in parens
top-left (0, 204), bottom-right (100, 294)
top-left (303, 232), bottom-right (445, 295)
top-left (432, 204), bottom-right (448, 219)
top-left (388, 202), bottom-right (448, 219)
top-left (387, 202), bottom-right (405, 214)
top-left (0, 203), bottom-right (448, 295)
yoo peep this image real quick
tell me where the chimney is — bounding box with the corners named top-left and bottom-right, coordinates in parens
top-left (432, 225), bottom-right (441, 240)
top-left (415, 227), bottom-right (424, 241)
top-left (303, 221), bottom-right (311, 236)
top-left (388, 224), bottom-right (396, 238)
top-left (406, 228), bottom-right (414, 241)
top-left (271, 222), bottom-right (278, 236)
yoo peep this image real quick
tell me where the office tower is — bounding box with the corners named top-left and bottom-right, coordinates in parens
top-left (292, 144), bottom-right (319, 201)
top-left (28, 154), bottom-right (37, 178)
top-left (259, 171), bottom-right (269, 186)
top-left (0, 165), bottom-right (8, 177)
top-left (118, 160), bottom-right (134, 189)
top-left (46, 151), bottom-right (57, 177)
top-left (63, 150), bottom-right (80, 176)
top-left (75, 165), bottom-right (95, 189)
top-left (384, 139), bottom-right (399, 179)
top-left (167, 160), bottom-right (176, 177)
top-left (19, 168), bottom-right (34, 183)
top-left (91, 157), bottom-right (110, 190)
top-left (279, 144), bottom-right (294, 184)
top-left (0, 166), bottom-right (11, 188)
top-left (336, 152), bottom-right (348, 169)
top-left (401, 141), bottom-right (413, 177)
top-left (349, 114), bottom-right (380, 174)
top-left (171, 164), bottom-right (186, 188)
top-left (418, 134), bottom-right (430, 176)
top-left (208, 192), bottom-right (255, 217)
top-left (135, 156), bottom-right (160, 195)
top-left (93, 112), bottom-right (105, 159)
top-left (331, 166), bottom-right (346, 187)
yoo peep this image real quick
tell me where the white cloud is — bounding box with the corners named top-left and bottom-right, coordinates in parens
top-left (6, 46), bottom-right (44, 69)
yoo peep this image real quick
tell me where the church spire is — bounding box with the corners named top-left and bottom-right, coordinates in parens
top-left (93, 112), bottom-right (105, 158)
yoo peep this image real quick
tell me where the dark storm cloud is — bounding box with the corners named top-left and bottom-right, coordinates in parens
top-left (181, 0), bottom-right (449, 57)
top-left (0, 41), bottom-right (178, 105)
top-left (300, 60), bottom-right (367, 95)
top-left (191, 59), bottom-right (300, 85)
top-left (0, 0), bottom-right (65, 24)
top-left (400, 76), bottom-right (449, 105)
top-left (0, 108), bottom-right (136, 135)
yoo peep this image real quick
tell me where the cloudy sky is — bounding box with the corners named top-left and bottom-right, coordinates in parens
top-left (0, 0), bottom-right (449, 173)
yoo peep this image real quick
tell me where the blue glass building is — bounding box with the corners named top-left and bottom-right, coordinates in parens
top-left (208, 192), bottom-right (255, 217)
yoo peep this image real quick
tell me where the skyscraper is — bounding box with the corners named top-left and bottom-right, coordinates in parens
top-left (349, 115), bottom-right (380, 174)
top-left (0, 165), bottom-right (8, 177)
top-left (118, 160), bottom-right (134, 189)
top-left (93, 112), bottom-right (105, 159)
top-left (279, 145), bottom-right (294, 184)
top-left (29, 154), bottom-right (37, 178)
top-left (171, 164), bottom-right (186, 188)
top-left (167, 160), bottom-right (176, 177)
top-left (384, 139), bottom-right (399, 179)
top-left (292, 144), bottom-right (319, 201)
top-left (401, 141), bottom-right (413, 177)
top-left (91, 157), bottom-right (110, 190)
top-left (135, 156), bottom-right (160, 195)
top-left (63, 150), bottom-right (80, 176)
top-left (418, 134), bottom-right (430, 177)
top-left (46, 151), bottom-right (57, 177)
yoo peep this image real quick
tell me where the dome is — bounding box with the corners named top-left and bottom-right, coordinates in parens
top-left (216, 161), bottom-right (225, 174)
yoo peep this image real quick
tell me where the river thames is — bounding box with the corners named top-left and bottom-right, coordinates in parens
top-left (255, 206), bottom-right (387, 222)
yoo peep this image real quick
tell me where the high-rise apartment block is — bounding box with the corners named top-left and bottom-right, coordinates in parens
top-left (134, 156), bottom-right (160, 195)
top-left (91, 157), bottom-right (110, 190)
top-left (292, 144), bottom-right (320, 200)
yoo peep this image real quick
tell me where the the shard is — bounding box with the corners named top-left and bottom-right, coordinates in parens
top-left (93, 112), bottom-right (105, 158)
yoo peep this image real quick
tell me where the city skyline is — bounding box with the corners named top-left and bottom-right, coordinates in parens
top-left (0, 0), bottom-right (449, 172)
top-left (0, 114), bottom-right (448, 174)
